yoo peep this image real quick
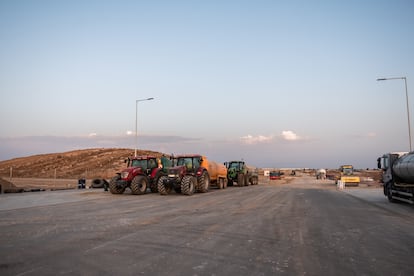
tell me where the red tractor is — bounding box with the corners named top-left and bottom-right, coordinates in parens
top-left (157, 154), bottom-right (227, 196)
top-left (109, 155), bottom-right (171, 195)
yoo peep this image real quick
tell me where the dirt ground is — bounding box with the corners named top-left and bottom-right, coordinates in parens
top-left (1, 175), bottom-right (412, 276)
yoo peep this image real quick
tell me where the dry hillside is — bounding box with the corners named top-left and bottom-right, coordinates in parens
top-left (0, 148), bottom-right (165, 179)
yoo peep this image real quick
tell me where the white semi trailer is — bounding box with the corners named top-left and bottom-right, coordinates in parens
top-left (377, 152), bottom-right (414, 204)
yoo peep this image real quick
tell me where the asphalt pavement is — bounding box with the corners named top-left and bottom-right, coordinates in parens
top-left (0, 176), bottom-right (413, 275)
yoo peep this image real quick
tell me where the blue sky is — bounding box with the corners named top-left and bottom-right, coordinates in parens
top-left (1, 0), bottom-right (413, 168)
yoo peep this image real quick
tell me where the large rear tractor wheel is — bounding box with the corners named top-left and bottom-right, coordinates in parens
top-left (158, 176), bottom-right (171, 195)
top-left (131, 175), bottom-right (148, 195)
top-left (237, 173), bottom-right (245, 187)
top-left (245, 174), bottom-right (250, 186)
top-left (181, 176), bottom-right (196, 196)
top-left (109, 175), bottom-right (125, 194)
top-left (197, 171), bottom-right (210, 193)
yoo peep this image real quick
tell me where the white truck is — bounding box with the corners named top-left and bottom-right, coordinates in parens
top-left (377, 152), bottom-right (414, 204)
top-left (316, 169), bottom-right (326, 180)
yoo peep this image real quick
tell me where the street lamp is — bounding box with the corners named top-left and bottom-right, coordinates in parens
top-left (377, 77), bottom-right (411, 151)
top-left (135, 97), bottom-right (154, 157)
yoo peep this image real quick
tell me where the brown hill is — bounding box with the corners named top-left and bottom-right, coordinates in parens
top-left (0, 148), bottom-right (165, 179)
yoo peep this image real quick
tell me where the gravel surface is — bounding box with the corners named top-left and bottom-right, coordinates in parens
top-left (1, 176), bottom-right (413, 275)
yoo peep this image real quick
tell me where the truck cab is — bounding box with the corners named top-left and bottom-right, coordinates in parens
top-left (377, 152), bottom-right (413, 203)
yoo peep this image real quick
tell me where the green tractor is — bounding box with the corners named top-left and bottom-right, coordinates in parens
top-left (224, 161), bottom-right (259, 187)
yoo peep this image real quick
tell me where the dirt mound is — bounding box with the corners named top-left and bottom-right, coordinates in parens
top-left (0, 148), bottom-right (165, 179)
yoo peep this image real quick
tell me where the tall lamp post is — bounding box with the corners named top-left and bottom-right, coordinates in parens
top-left (377, 77), bottom-right (411, 151)
top-left (135, 97), bottom-right (154, 157)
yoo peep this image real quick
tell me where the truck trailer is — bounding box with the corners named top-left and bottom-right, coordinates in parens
top-left (377, 152), bottom-right (414, 204)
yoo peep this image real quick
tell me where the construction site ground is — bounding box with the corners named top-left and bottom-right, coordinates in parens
top-left (1, 175), bottom-right (413, 276)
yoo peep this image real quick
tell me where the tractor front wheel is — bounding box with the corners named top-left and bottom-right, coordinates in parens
top-left (109, 175), bottom-right (125, 194)
top-left (158, 176), bottom-right (171, 195)
top-left (237, 173), bottom-right (245, 187)
top-left (181, 176), bottom-right (196, 196)
top-left (131, 175), bottom-right (148, 195)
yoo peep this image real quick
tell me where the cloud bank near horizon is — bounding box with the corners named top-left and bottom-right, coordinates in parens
top-left (240, 130), bottom-right (307, 145)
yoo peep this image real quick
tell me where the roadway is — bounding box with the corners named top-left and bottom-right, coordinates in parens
top-left (0, 176), bottom-right (413, 275)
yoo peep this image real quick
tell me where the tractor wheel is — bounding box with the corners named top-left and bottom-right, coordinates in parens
top-left (91, 178), bottom-right (104, 188)
top-left (218, 178), bottom-right (224, 189)
top-left (131, 175), bottom-right (148, 195)
top-left (197, 171), bottom-right (210, 193)
top-left (150, 181), bottom-right (158, 193)
top-left (237, 173), bottom-right (245, 187)
top-left (158, 176), bottom-right (171, 195)
top-left (109, 175), bottom-right (125, 194)
top-left (245, 174), bottom-right (250, 186)
top-left (181, 176), bottom-right (196, 196)
top-left (386, 184), bottom-right (395, 203)
top-left (150, 174), bottom-right (160, 193)
top-left (253, 177), bottom-right (258, 185)
top-left (228, 179), bottom-right (233, 186)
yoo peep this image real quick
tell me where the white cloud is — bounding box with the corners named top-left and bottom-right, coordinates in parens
top-left (240, 134), bottom-right (273, 145)
top-left (281, 130), bottom-right (300, 141)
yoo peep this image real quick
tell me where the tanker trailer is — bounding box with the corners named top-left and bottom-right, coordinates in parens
top-left (205, 159), bottom-right (228, 189)
top-left (377, 152), bottom-right (414, 204)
